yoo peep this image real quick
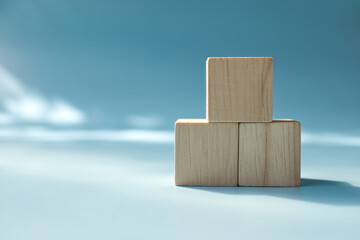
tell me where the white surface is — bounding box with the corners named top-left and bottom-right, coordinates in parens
top-left (0, 142), bottom-right (359, 240)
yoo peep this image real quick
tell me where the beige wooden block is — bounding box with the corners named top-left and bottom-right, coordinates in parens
top-left (175, 119), bottom-right (238, 186)
top-left (207, 57), bottom-right (273, 122)
top-left (238, 120), bottom-right (301, 186)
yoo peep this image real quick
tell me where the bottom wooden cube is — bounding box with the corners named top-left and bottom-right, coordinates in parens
top-left (238, 120), bottom-right (301, 187)
top-left (175, 119), bottom-right (238, 186)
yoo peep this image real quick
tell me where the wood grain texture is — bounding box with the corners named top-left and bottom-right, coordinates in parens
top-left (238, 120), bottom-right (301, 186)
top-left (207, 57), bottom-right (273, 122)
top-left (175, 119), bottom-right (238, 186)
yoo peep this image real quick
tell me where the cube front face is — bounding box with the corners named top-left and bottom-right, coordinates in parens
top-left (174, 57), bottom-right (300, 187)
top-left (207, 57), bottom-right (273, 122)
top-left (238, 121), bottom-right (301, 187)
top-left (175, 120), bottom-right (238, 186)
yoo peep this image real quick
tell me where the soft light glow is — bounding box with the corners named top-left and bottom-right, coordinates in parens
top-left (125, 114), bottom-right (165, 128)
top-left (0, 65), bottom-right (85, 125)
top-left (302, 131), bottom-right (360, 147)
top-left (0, 127), bottom-right (174, 143)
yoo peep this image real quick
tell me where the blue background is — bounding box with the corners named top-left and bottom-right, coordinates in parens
top-left (0, 1), bottom-right (359, 239)
top-left (0, 0), bottom-right (359, 131)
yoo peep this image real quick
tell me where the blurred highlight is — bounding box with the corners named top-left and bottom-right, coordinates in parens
top-left (125, 114), bottom-right (164, 128)
top-left (0, 65), bottom-right (85, 125)
top-left (302, 131), bottom-right (360, 147)
top-left (0, 126), bottom-right (358, 147)
top-left (0, 127), bottom-right (173, 143)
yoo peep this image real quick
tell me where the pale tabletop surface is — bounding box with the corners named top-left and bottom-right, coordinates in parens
top-left (0, 142), bottom-right (359, 240)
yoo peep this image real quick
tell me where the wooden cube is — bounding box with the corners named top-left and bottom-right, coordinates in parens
top-left (207, 57), bottom-right (273, 122)
top-left (175, 119), bottom-right (238, 186)
top-left (238, 120), bottom-right (301, 186)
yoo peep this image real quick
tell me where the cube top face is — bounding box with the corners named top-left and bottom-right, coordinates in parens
top-left (207, 57), bottom-right (273, 122)
top-left (175, 120), bottom-right (238, 186)
top-left (238, 121), bottom-right (301, 187)
top-left (175, 119), bottom-right (208, 124)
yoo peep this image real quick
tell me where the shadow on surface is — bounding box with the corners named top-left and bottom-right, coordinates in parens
top-left (187, 178), bottom-right (360, 206)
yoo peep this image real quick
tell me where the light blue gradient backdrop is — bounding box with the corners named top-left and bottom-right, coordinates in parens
top-left (0, 0), bottom-right (359, 131)
top-left (0, 1), bottom-right (359, 240)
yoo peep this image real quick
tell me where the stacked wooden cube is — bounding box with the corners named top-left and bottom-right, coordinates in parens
top-left (175, 57), bottom-right (301, 187)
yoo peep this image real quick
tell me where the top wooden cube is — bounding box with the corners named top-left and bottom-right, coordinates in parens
top-left (206, 57), bottom-right (273, 122)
